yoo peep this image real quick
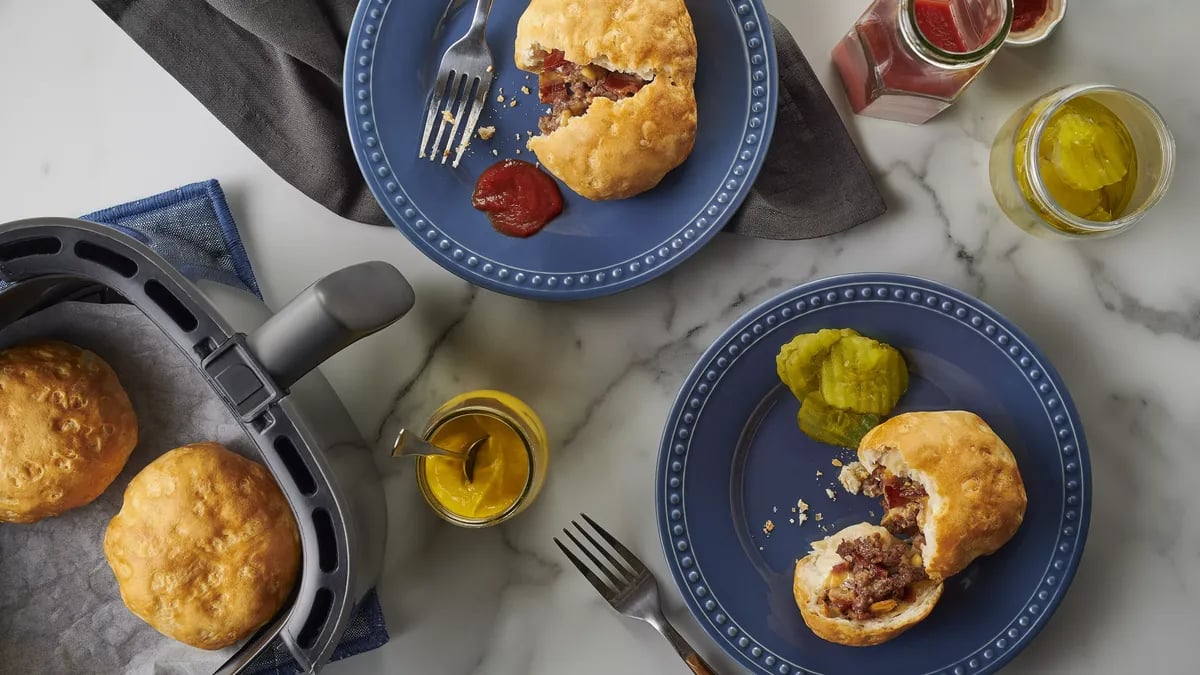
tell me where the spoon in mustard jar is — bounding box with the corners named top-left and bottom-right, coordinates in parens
top-left (392, 428), bottom-right (488, 482)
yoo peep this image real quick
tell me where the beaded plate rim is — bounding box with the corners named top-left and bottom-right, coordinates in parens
top-left (343, 0), bottom-right (779, 300)
top-left (655, 273), bottom-right (1092, 675)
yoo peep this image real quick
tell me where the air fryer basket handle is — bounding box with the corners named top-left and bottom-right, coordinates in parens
top-left (246, 261), bottom-right (414, 390)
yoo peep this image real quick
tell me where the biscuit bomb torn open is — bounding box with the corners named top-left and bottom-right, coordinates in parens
top-left (514, 0), bottom-right (698, 200)
top-left (798, 411), bottom-right (1027, 647)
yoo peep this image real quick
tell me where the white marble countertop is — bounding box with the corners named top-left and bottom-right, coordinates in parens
top-left (2, 1), bottom-right (1198, 673)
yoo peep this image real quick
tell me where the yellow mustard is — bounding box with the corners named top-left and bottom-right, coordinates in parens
top-left (417, 390), bottom-right (549, 526)
top-left (424, 412), bottom-right (529, 519)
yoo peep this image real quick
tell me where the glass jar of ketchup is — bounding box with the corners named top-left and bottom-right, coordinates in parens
top-left (833, 0), bottom-right (1013, 124)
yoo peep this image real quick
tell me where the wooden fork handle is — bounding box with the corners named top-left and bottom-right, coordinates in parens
top-left (684, 653), bottom-right (716, 675)
top-left (657, 618), bottom-right (718, 675)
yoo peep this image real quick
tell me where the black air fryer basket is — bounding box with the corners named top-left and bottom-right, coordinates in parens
top-left (0, 218), bottom-right (412, 673)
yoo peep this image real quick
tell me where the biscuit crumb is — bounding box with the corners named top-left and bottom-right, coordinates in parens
top-left (815, 470), bottom-right (823, 477)
top-left (838, 462), bottom-right (869, 495)
top-left (796, 499), bottom-right (809, 526)
top-left (815, 513), bottom-right (824, 522)
top-left (521, 85), bottom-right (531, 95)
top-left (491, 148), bottom-right (499, 156)
top-left (486, 65), bottom-right (494, 73)
top-left (788, 518), bottom-right (795, 524)
top-left (825, 488), bottom-right (836, 501)
top-left (515, 149), bottom-right (522, 154)
top-left (832, 458), bottom-right (844, 467)
top-left (441, 110), bottom-right (455, 124)
top-left (497, 94), bottom-right (506, 103)
top-left (763, 519), bottom-right (775, 535)
top-left (477, 126), bottom-right (496, 140)
top-left (509, 99), bottom-right (518, 108)
top-left (773, 506), bottom-right (778, 513)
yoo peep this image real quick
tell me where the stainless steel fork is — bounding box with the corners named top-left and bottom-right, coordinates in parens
top-left (417, 0), bottom-right (495, 168)
top-left (555, 513), bottom-right (719, 675)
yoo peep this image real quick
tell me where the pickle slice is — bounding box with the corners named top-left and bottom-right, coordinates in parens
top-left (819, 336), bottom-right (909, 414)
top-left (1047, 100), bottom-right (1133, 192)
top-left (776, 328), bottom-right (859, 400)
top-left (797, 392), bottom-right (882, 448)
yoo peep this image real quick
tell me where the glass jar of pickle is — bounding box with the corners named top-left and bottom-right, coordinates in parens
top-left (989, 84), bottom-right (1176, 239)
top-left (832, 0), bottom-right (1013, 124)
top-left (415, 390), bottom-right (549, 527)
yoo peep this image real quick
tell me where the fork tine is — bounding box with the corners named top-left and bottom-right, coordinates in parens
top-left (418, 70), bottom-right (453, 159)
top-left (563, 527), bottom-right (623, 592)
top-left (572, 519), bottom-right (635, 582)
top-left (427, 72), bottom-right (463, 162)
top-left (554, 536), bottom-right (614, 598)
top-left (581, 513), bottom-right (647, 574)
top-left (451, 74), bottom-right (491, 168)
top-left (441, 76), bottom-right (478, 166)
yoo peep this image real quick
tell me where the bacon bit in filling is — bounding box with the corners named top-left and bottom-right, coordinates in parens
top-left (824, 534), bottom-right (927, 620)
top-left (861, 467), bottom-right (928, 537)
top-left (531, 49), bottom-right (651, 134)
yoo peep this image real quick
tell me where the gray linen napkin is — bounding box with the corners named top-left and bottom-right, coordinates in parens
top-left (91, 1), bottom-right (885, 240)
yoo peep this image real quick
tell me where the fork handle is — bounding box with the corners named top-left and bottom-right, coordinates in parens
top-left (469, 0), bottom-right (494, 32)
top-left (656, 618), bottom-right (718, 675)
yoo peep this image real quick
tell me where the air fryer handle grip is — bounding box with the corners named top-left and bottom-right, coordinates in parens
top-left (246, 261), bottom-right (415, 390)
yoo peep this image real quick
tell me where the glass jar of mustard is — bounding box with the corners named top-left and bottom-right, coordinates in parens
top-left (416, 390), bottom-right (549, 527)
top-left (989, 84), bottom-right (1175, 238)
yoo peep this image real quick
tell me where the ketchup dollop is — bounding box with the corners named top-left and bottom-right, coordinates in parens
top-left (471, 159), bottom-right (563, 237)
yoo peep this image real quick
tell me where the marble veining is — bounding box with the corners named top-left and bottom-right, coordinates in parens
top-left (2, 0), bottom-right (1199, 673)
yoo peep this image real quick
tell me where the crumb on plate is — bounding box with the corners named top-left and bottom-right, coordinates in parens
top-left (815, 513), bottom-right (824, 522)
top-left (477, 126), bottom-right (496, 140)
top-left (763, 519), bottom-right (775, 535)
top-left (486, 65), bottom-right (494, 73)
top-left (491, 148), bottom-right (499, 156)
top-left (441, 110), bottom-right (456, 124)
top-left (815, 470), bottom-right (823, 477)
top-left (832, 458), bottom-right (844, 467)
top-left (825, 488), bottom-right (836, 501)
top-left (521, 85), bottom-right (531, 95)
top-left (497, 94), bottom-right (506, 103)
top-left (838, 461), bottom-right (869, 495)
top-left (509, 99), bottom-right (518, 107)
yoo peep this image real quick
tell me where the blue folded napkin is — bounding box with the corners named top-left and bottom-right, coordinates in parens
top-left (83, 179), bottom-right (389, 674)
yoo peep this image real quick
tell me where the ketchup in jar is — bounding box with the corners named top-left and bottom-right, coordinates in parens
top-left (832, 0), bottom-right (1013, 125)
top-left (472, 159), bottom-right (563, 237)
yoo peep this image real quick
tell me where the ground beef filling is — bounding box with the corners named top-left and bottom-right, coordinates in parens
top-left (824, 534), bottom-right (927, 621)
top-left (861, 467), bottom-right (928, 537)
top-left (533, 49), bottom-right (650, 134)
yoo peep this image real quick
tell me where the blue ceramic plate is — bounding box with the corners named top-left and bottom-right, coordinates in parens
top-left (344, 0), bottom-right (777, 300)
top-left (656, 274), bottom-right (1091, 675)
